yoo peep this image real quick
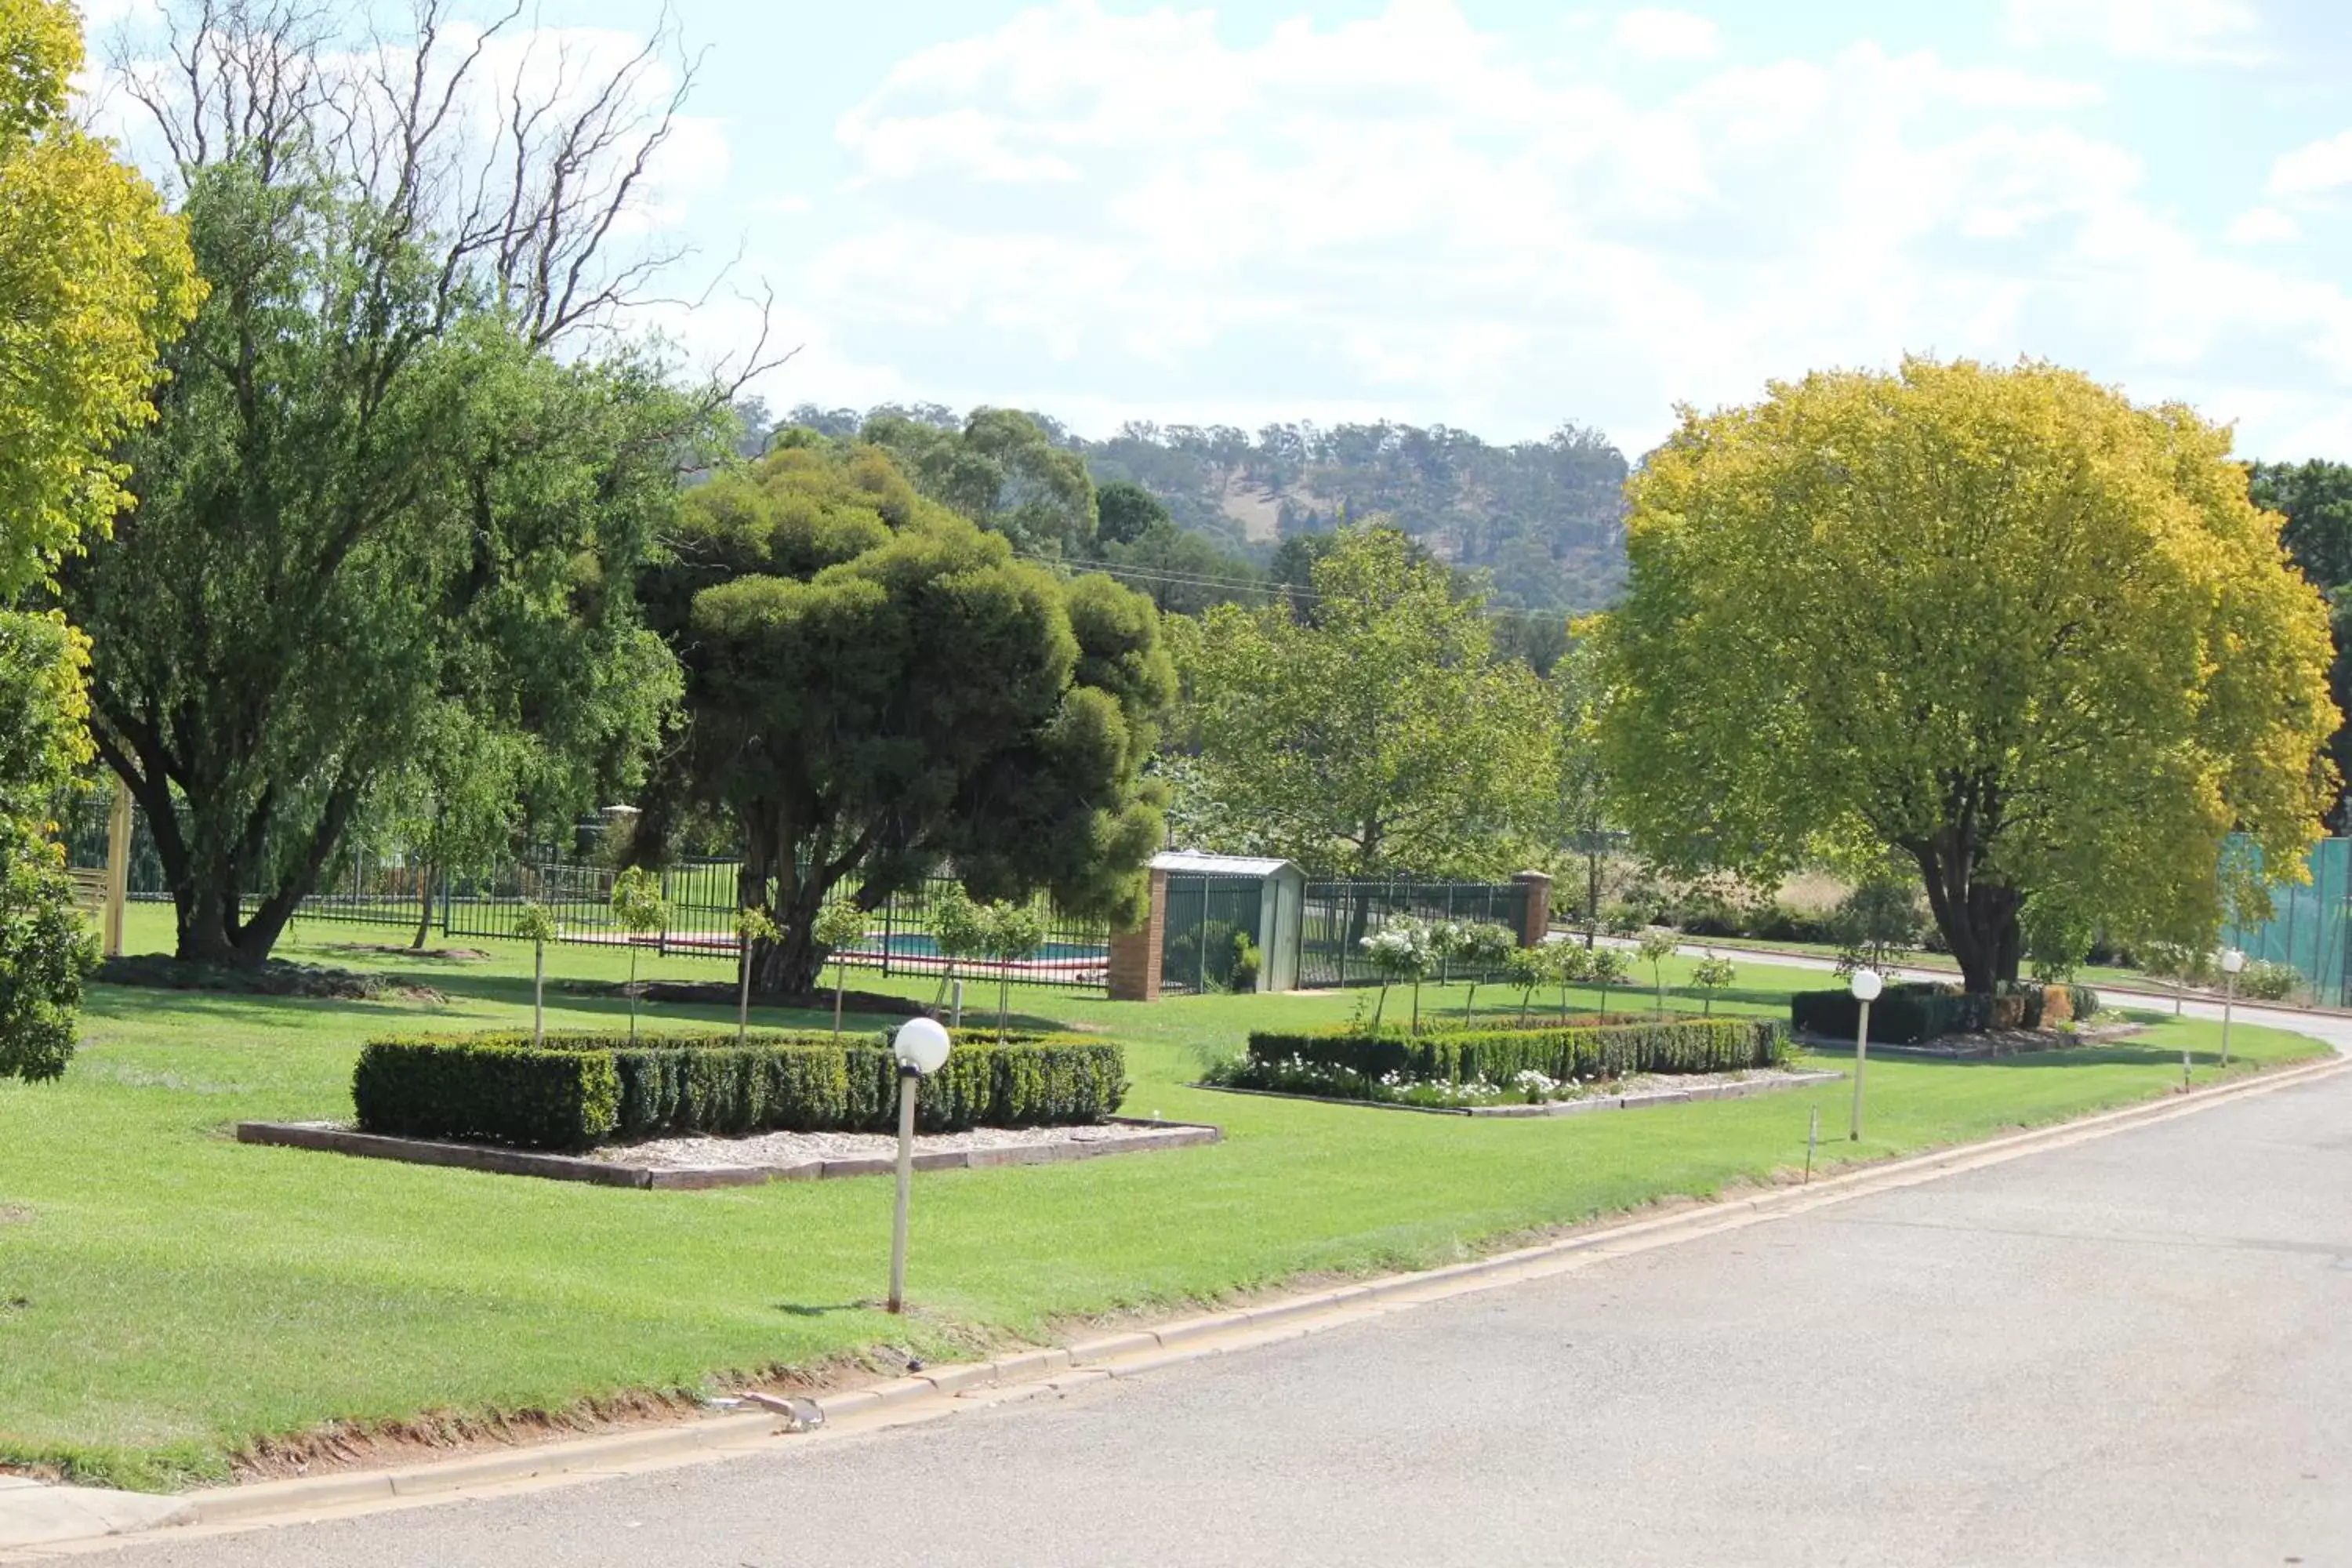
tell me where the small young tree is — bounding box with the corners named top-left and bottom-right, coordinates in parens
top-left (2137, 939), bottom-right (2207, 1015)
top-left (514, 902), bottom-right (559, 1044)
top-left (733, 905), bottom-right (781, 1044)
top-left (813, 900), bottom-right (869, 1040)
top-left (930, 886), bottom-right (989, 1012)
top-left (1504, 943), bottom-right (1550, 1025)
top-left (1635, 926), bottom-right (1680, 1014)
top-left (609, 866), bottom-right (669, 1044)
top-left (1830, 871), bottom-right (1926, 976)
top-left (1586, 945), bottom-right (1631, 1015)
top-left (981, 902), bottom-right (1048, 1044)
top-left (1360, 917), bottom-right (1436, 1035)
top-left (1690, 952), bottom-right (1737, 1015)
top-left (1450, 921), bottom-right (1519, 1023)
top-left (1552, 941), bottom-right (1590, 1022)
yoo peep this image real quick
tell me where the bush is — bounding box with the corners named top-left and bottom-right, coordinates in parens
top-left (2070, 985), bottom-right (2100, 1022)
top-left (2238, 960), bottom-right (2301, 1002)
top-left (353, 1036), bottom-right (622, 1149)
top-left (1244, 1015), bottom-right (1788, 1086)
top-left (1791, 981), bottom-right (2049, 1044)
top-left (1229, 932), bottom-right (1261, 993)
top-left (354, 1029), bottom-right (1128, 1149)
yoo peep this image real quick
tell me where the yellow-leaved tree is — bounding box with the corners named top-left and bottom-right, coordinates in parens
top-left (0, 0), bottom-right (197, 1078)
top-left (1597, 358), bottom-right (2339, 993)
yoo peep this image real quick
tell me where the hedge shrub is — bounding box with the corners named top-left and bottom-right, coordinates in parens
top-left (352, 1029), bottom-right (1127, 1150)
top-left (1789, 981), bottom-right (2053, 1045)
top-left (1243, 1015), bottom-right (1788, 1085)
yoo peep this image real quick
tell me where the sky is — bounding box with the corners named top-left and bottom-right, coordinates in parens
top-left (81, 0), bottom-right (2352, 461)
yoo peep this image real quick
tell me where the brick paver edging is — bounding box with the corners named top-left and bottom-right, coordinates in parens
top-left (234, 1118), bottom-right (1221, 1190)
top-left (116, 1051), bottom-right (2342, 1544)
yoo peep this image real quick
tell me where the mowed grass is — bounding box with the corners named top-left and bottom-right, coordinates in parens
top-left (0, 906), bottom-right (2328, 1488)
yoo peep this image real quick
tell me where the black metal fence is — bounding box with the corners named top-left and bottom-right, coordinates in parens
top-left (1298, 877), bottom-right (1534, 989)
top-left (64, 803), bottom-right (1115, 990)
top-left (1160, 873), bottom-right (1263, 996)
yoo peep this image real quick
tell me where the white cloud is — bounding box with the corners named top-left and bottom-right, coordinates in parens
top-left (2227, 205), bottom-right (2300, 244)
top-left (794, 0), bottom-right (2351, 454)
top-left (2270, 129), bottom-right (2352, 200)
top-left (1612, 9), bottom-right (1722, 63)
top-left (2001, 0), bottom-right (2264, 64)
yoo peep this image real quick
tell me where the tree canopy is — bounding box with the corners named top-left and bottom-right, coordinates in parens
top-left (2249, 458), bottom-right (2352, 828)
top-left (0, 0), bottom-right (195, 1076)
top-left (636, 440), bottom-right (1174, 992)
top-left (1599, 358), bottom-right (2339, 990)
top-left (59, 0), bottom-right (716, 967)
top-left (1173, 524), bottom-right (1552, 877)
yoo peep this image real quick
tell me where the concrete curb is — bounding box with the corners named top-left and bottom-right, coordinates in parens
top-left (23, 1050), bottom-right (2337, 1556)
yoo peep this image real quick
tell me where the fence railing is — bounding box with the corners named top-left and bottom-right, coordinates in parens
top-left (64, 803), bottom-right (1114, 991)
top-left (1298, 877), bottom-right (1535, 990)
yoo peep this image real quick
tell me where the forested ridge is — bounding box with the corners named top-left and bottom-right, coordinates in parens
top-left (774, 402), bottom-right (1632, 614)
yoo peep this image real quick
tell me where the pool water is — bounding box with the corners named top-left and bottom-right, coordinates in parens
top-left (857, 932), bottom-right (1108, 964)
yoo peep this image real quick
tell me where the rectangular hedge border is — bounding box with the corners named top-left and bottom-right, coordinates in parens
top-left (353, 1029), bottom-right (1128, 1151)
top-left (1790, 983), bottom-right (2100, 1046)
top-left (1243, 1015), bottom-right (1790, 1087)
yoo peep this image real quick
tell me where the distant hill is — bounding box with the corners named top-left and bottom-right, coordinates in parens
top-left (775, 403), bottom-right (1632, 613)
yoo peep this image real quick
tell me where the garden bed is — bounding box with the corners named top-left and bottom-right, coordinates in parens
top-left (94, 955), bottom-right (441, 1002)
top-left (237, 1116), bottom-right (1218, 1189)
top-left (1198, 1065), bottom-right (1840, 1117)
top-left (1798, 1022), bottom-right (2147, 1059)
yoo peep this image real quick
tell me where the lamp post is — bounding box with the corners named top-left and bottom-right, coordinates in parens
top-left (887, 1018), bottom-right (951, 1315)
top-left (2219, 947), bottom-right (2245, 1069)
top-left (1849, 967), bottom-right (1882, 1142)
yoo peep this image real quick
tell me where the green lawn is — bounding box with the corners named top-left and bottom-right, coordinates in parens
top-left (0, 906), bottom-right (2327, 1490)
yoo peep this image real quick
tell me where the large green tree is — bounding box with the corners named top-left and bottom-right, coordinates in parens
top-left (1174, 524), bottom-right (1552, 876)
top-left (58, 0), bottom-right (721, 966)
top-left (0, 0), bottom-right (197, 1076)
top-left (2249, 459), bottom-right (2352, 827)
top-left (636, 440), bottom-right (1173, 993)
top-left (1599, 359), bottom-right (2339, 992)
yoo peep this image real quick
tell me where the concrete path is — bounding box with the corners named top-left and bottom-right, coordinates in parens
top-left (44, 1009), bottom-right (2352, 1567)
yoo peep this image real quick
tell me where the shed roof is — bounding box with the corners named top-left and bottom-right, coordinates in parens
top-left (1151, 850), bottom-right (1301, 878)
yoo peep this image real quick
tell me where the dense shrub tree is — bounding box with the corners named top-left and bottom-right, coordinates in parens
top-left (2248, 459), bottom-right (2352, 828)
top-left (1599, 359), bottom-right (2339, 993)
top-left (634, 440), bottom-right (1174, 993)
top-left (60, 0), bottom-right (722, 967)
top-left (0, 0), bottom-right (197, 1078)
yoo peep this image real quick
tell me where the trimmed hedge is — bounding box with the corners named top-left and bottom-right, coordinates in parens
top-left (1244, 1015), bottom-right (1788, 1085)
top-left (1789, 981), bottom-right (2056, 1046)
top-left (352, 1029), bottom-right (1127, 1150)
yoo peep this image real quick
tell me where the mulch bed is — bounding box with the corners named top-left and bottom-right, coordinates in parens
top-left (95, 954), bottom-right (441, 1003)
top-left (321, 943), bottom-right (492, 963)
top-left (1795, 1022), bottom-right (2147, 1059)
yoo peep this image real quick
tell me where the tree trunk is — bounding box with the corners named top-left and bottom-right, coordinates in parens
top-left (410, 862), bottom-right (435, 950)
top-left (1910, 844), bottom-right (2024, 993)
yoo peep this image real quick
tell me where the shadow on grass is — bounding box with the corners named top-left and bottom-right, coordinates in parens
top-left (1802, 1039), bottom-right (2220, 1070)
top-left (773, 1302), bottom-right (864, 1319)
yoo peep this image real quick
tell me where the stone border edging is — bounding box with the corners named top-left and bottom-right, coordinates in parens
top-left (107, 1051), bottom-right (2343, 1547)
top-left (233, 1117), bottom-right (1221, 1190)
top-left (1192, 1069), bottom-right (1844, 1118)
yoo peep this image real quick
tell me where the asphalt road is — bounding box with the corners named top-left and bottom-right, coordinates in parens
top-left (86, 1028), bottom-right (2352, 1568)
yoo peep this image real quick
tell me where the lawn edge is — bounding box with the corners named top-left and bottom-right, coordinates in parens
top-left (52, 1046), bottom-right (2327, 1554)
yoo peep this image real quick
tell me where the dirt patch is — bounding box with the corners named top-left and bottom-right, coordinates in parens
top-left (321, 943), bottom-right (492, 964)
top-left (95, 954), bottom-right (441, 1004)
top-left (633, 979), bottom-right (925, 1017)
top-left (0, 1205), bottom-right (29, 1226)
top-left (227, 1330), bottom-right (1019, 1483)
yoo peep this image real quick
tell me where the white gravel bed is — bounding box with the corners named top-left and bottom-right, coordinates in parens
top-left (590, 1122), bottom-right (1157, 1171)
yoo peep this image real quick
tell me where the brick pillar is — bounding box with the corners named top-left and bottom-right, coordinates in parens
top-left (1108, 869), bottom-right (1167, 1001)
top-left (1511, 871), bottom-right (1553, 949)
